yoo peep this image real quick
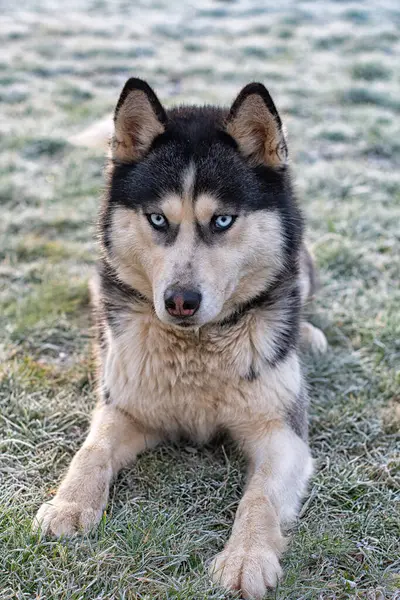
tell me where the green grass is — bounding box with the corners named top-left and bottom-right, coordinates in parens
top-left (1, 0), bottom-right (399, 598)
top-left (350, 62), bottom-right (392, 82)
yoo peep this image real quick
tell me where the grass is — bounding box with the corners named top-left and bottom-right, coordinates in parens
top-left (1, 0), bottom-right (399, 598)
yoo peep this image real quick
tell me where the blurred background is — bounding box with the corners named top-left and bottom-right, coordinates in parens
top-left (1, 1), bottom-right (399, 598)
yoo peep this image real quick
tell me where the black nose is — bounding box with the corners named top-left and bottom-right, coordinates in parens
top-left (164, 289), bottom-right (202, 318)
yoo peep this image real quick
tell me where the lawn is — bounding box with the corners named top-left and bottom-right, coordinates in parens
top-left (0, 1), bottom-right (399, 598)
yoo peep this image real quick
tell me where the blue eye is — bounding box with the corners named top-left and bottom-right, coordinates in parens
top-left (213, 215), bottom-right (236, 231)
top-left (148, 213), bottom-right (168, 230)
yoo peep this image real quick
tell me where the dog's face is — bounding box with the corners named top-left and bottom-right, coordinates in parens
top-left (102, 79), bottom-right (301, 328)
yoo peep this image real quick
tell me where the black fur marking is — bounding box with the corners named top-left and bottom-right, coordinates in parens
top-left (218, 266), bottom-right (297, 327)
top-left (195, 220), bottom-right (214, 245)
top-left (286, 387), bottom-right (309, 441)
top-left (104, 388), bottom-right (111, 404)
top-left (102, 87), bottom-right (304, 363)
top-left (268, 286), bottom-right (301, 365)
top-left (218, 269), bottom-right (301, 366)
top-left (92, 291), bottom-right (107, 352)
top-left (106, 102), bottom-right (302, 260)
top-left (152, 222), bottom-right (179, 246)
top-left (109, 153), bottom-right (186, 211)
top-left (97, 260), bottom-right (149, 334)
top-left (243, 364), bottom-right (259, 382)
top-left (98, 260), bottom-right (147, 304)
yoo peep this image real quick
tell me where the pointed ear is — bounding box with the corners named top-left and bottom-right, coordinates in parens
top-left (226, 83), bottom-right (288, 169)
top-left (112, 78), bottom-right (167, 163)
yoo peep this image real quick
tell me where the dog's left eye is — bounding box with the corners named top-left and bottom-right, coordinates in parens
top-left (212, 215), bottom-right (236, 231)
top-left (147, 213), bottom-right (168, 230)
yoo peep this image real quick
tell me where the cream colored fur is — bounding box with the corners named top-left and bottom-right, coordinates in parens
top-left (108, 201), bottom-right (286, 328)
top-left (34, 195), bottom-right (326, 599)
top-left (35, 84), bottom-right (327, 600)
top-left (226, 93), bottom-right (287, 168)
top-left (34, 285), bottom-right (320, 599)
top-left (34, 292), bottom-right (313, 597)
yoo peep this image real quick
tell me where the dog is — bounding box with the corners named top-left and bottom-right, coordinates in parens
top-left (34, 78), bottom-right (327, 599)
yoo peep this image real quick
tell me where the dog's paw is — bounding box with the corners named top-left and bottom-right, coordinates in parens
top-left (33, 498), bottom-right (102, 537)
top-left (300, 322), bottom-right (328, 354)
top-left (210, 543), bottom-right (282, 599)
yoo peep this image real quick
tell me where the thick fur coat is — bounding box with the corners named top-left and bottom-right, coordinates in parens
top-left (34, 79), bottom-right (327, 599)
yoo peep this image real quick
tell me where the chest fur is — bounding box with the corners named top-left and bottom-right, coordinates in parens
top-left (102, 311), bottom-right (301, 439)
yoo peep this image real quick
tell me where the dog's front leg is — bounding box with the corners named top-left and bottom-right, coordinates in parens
top-left (33, 404), bottom-right (158, 536)
top-left (210, 424), bottom-right (313, 599)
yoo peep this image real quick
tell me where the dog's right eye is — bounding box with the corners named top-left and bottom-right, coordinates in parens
top-left (147, 213), bottom-right (168, 231)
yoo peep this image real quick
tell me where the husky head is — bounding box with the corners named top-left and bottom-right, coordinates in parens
top-left (102, 78), bottom-right (302, 328)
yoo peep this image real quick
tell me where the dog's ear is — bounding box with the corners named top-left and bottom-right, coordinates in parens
top-left (226, 83), bottom-right (288, 169)
top-left (112, 78), bottom-right (167, 162)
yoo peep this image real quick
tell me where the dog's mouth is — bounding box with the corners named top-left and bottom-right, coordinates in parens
top-left (164, 315), bottom-right (199, 329)
top-left (155, 307), bottom-right (204, 330)
top-left (174, 319), bottom-right (195, 327)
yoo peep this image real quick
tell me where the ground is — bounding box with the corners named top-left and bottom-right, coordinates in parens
top-left (0, 1), bottom-right (399, 598)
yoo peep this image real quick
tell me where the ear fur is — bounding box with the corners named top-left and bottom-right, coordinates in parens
top-left (112, 78), bottom-right (167, 163)
top-left (226, 82), bottom-right (288, 169)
